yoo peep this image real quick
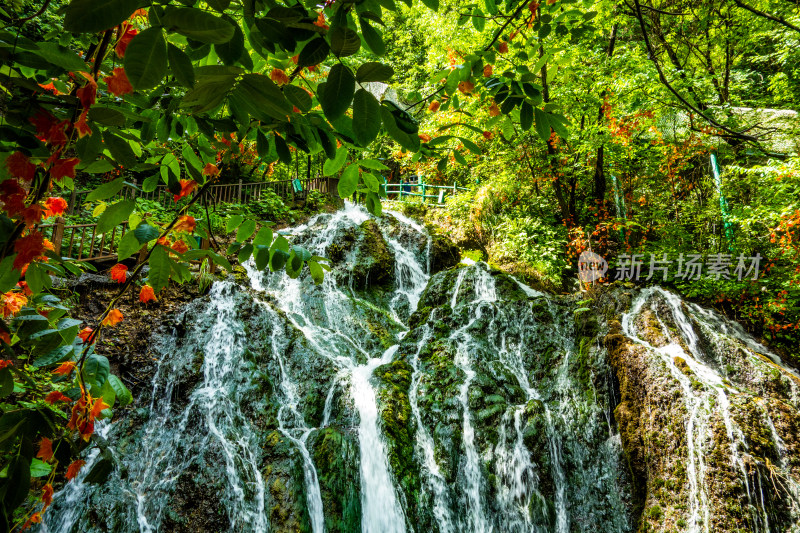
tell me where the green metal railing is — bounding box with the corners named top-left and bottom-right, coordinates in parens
top-left (383, 183), bottom-right (470, 204)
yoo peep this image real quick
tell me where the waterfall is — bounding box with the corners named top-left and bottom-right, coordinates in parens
top-left (39, 204), bottom-right (800, 533)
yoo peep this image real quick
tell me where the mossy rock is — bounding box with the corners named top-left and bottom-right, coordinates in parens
top-left (308, 427), bottom-right (362, 533)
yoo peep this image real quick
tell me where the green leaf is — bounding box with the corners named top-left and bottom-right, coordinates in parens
top-left (253, 227), bottom-right (273, 246)
top-left (359, 159), bottom-right (389, 170)
top-left (237, 243), bottom-right (254, 264)
top-left (380, 105), bottom-right (420, 151)
top-left (25, 262), bottom-right (50, 295)
top-left (148, 245), bottom-right (171, 292)
top-left (307, 260), bottom-right (324, 284)
top-left (236, 219), bottom-right (257, 242)
top-left (320, 64), bottom-right (355, 122)
top-left (284, 85), bottom-right (312, 113)
top-left (364, 172), bottom-right (380, 193)
top-left (254, 245), bottom-right (270, 270)
top-left (233, 73), bottom-right (293, 121)
top-left (168, 44), bottom-right (195, 88)
top-left (360, 19), bottom-right (385, 56)
top-left (181, 145), bottom-right (203, 173)
top-left (32, 345), bottom-right (73, 368)
top-left (30, 458), bottom-right (52, 478)
top-left (4, 456), bottom-right (30, 509)
top-left (30, 42), bottom-right (87, 72)
top-left (85, 178), bottom-right (124, 203)
top-left (108, 374), bottom-right (133, 406)
top-left (215, 15), bottom-right (245, 66)
top-left (162, 8), bottom-right (235, 44)
top-left (96, 199), bottom-right (135, 234)
top-left (64, 0), bottom-right (142, 33)
top-left (352, 89), bottom-right (381, 146)
top-left (534, 107), bottom-right (550, 143)
top-left (323, 147), bottom-right (348, 176)
top-left (420, 0), bottom-right (439, 9)
top-left (456, 137), bottom-right (481, 155)
top-left (181, 74), bottom-right (237, 114)
top-left (0, 369), bottom-right (13, 398)
top-left (83, 353), bottom-right (110, 387)
top-left (274, 135), bottom-right (291, 164)
top-left (365, 191), bottom-right (382, 216)
top-left (338, 164), bottom-right (359, 198)
top-left (83, 159), bottom-right (116, 174)
top-left (134, 223), bottom-right (160, 244)
top-left (356, 62), bottom-right (394, 82)
top-left (83, 454), bottom-right (114, 484)
top-left (226, 214), bottom-right (244, 233)
top-left (103, 131), bottom-right (137, 168)
top-left (270, 249), bottom-right (290, 272)
top-left (124, 27), bottom-right (168, 90)
top-left (329, 26), bottom-right (361, 57)
top-left (298, 37), bottom-right (330, 67)
top-left (520, 101), bottom-right (533, 131)
top-left (116, 230), bottom-right (140, 261)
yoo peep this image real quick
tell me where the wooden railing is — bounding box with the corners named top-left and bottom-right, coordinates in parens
top-left (50, 176), bottom-right (340, 263)
top-left (39, 219), bottom-right (130, 262)
top-left (383, 183), bottom-right (470, 205)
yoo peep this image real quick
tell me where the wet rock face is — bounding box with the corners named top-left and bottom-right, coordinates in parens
top-left (324, 219), bottom-right (396, 289)
top-left (602, 287), bottom-right (800, 533)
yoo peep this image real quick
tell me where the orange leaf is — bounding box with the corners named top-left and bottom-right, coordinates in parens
top-left (43, 197), bottom-right (68, 218)
top-left (428, 100), bottom-right (440, 112)
top-left (109, 263), bottom-right (128, 284)
top-left (171, 240), bottom-right (189, 254)
top-left (173, 215), bottom-right (196, 233)
top-left (104, 67), bottom-right (134, 97)
top-left (41, 483), bottom-right (54, 508)
top-left (270, 68), bottom-right (289, 86)
top-left (36, 437), bottom-right (54, 462)
top-left (457, 81), bottom-right (474, 94)
top-left (202, 163), bottom-right (219, 177)
top-left (115, 25), bottom-right (138, 57)
top-left (90, 397), bottom-right (110, 419)
top-left (45, 390), bottom-right (73, 404)
top-left (78, 327), bottom-right (93, 342)
top-left (498, 42), bottom-right (509, 54)
top-left (65, 459), bottom-right (86, 480)
top-left (102, 308), bottom-right (124, 327)
top-left (0, 360), bottom-right (12, 370)
top-left (483, 64), bottom-right (493, 77)
top-left (173, 179), bottom-right (197, 202)
top-left (52, 361), bottom-right (76, 375)
top-left (139, 285), bottom-right (157, 303)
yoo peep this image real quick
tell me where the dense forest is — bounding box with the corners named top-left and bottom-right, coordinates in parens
top-left (0, 0), bottom-right (799, 531)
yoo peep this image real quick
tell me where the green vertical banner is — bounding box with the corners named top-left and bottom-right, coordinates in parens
top-left (611, 174), bottom-right (626, 241)
top-left (710, 154), bottom-right (735, 250)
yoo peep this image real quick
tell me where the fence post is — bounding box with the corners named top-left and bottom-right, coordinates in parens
top-left (131, 178), bottom-right (138, 200)
top-left (67, 189), bottom-right (78, 215)
top-left (422, 183), bottom-right (426, 203)
top-left (52, 217), bottom-right (65, 255)
top-left (237, 179), bottom-right (243, 203)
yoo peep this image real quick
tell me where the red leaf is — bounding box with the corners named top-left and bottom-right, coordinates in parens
top-left (50, 158), bottom-right (80, 181)
top-left (109, 263), bottom-right (128, 284)
top-left (6, 152), bottom-right (37, 181)
top-left (44, 197), bottom-right (68, 218)
top-left (36, 437), bottom-right (54, 462)
top-left (13, 231), bottom-right (45, 270)
top-left (65, 459), bottom-right (86, 480)
top-left (173, 179), bottom-right (197, 202)
top-left (173, 215), bottom-right (196, 233)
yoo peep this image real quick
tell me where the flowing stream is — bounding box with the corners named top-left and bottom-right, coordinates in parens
top-left (40, 204), bottom-right (800, 533)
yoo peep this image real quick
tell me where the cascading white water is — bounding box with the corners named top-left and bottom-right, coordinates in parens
top-left (42, 203), bottom-right (797, 533)
top-left (352, 345), bottom-right (407, 533)
top-left (621, 286), bottom-right (800, 533)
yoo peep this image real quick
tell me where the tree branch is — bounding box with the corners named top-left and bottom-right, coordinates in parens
top-left (731, 0), bottom-right (800, 33)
